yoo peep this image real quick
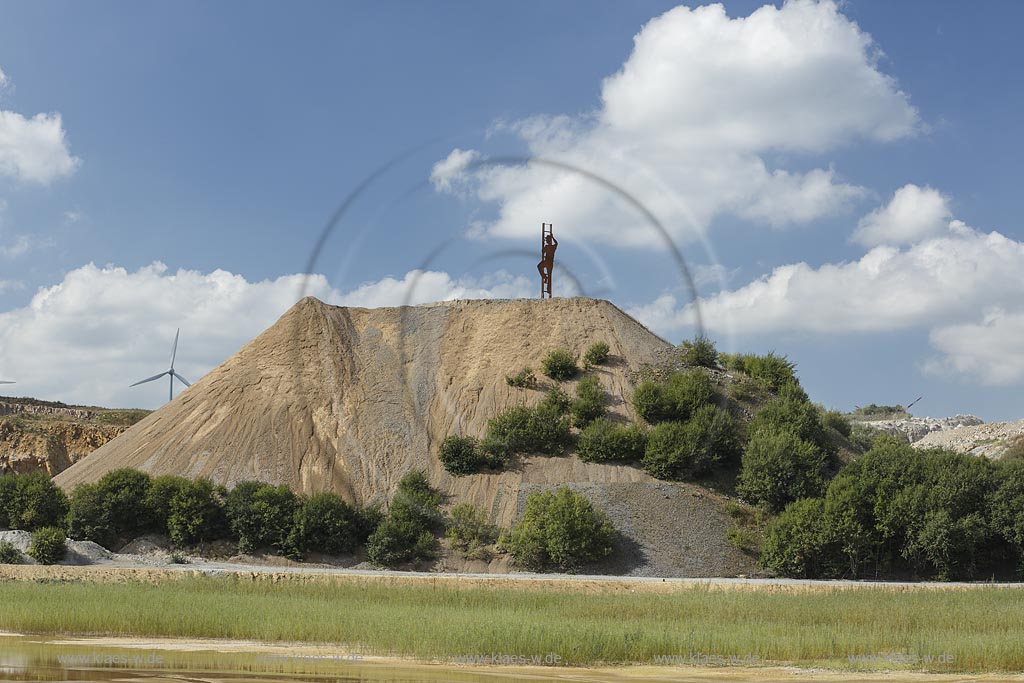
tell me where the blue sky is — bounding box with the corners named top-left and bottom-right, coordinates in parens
top-left (0, 0), bottom-right (1022, 419)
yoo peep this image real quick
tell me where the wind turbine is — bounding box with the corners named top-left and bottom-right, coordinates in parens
top-left (0, 380), bottom-right (14, 385)
top-left (130, 328), bottom-right (192, 402)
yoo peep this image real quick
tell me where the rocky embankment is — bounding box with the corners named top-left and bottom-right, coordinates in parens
top-left (860, 414), bottom-right (1024, 459)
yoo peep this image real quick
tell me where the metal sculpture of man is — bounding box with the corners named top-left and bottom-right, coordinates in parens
top-left (538, 222), bottom-right (557, 299)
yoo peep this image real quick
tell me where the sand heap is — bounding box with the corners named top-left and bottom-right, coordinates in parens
top-left (55, 297), bottom-right (754, 576)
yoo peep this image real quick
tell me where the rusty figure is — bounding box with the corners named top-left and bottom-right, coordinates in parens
top-left (538, 223), bottom-right (557, 298)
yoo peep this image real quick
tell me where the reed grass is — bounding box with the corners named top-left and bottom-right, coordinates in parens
top-left (1, 576), bottom-right (1022, 671)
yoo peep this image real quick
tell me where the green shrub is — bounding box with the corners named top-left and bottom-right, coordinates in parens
top-left (446, 503), bottom-right (497, 557)
top-left (541, 349), bottom-right (578, 381)
top-left (632, 370), bottom-right (714, 425)
top-left (751, 390), bottom-right (833, 455)
top-left (736, 428), bottom-right (827, 512)
top-left (485, 405), bottom-right (572, 456)
top-left (632, 381), bottom-right (666, 423)
top-left (169, 551), bottom-right (188, 564)
top-left (28, 526), bottom-right (66, 565)
top-left (366, 471), bottom-right (442, 567)
top-left (642, 406), bottom-right (738, 480)
top-left (583, 341), bottom-right (611, 367)
top-left (0, 540), bottom-right (21, 564)
top-left (760, 498), bottom-right (829, 578)
top-left (354, 504), bottom-right (384, 544)
top-left (287, 492), bottom-right (360, 558)
top-left (504, 487), bottom-right (615, 572)
top-left (577, 418), bottom-right (647, 463)
top-left (718, 352), bottom-right (746, 373)
top-left (505, 368), bottom-right (537, 389)
top-left (681, 335), bottom-right (718, 368)
top-left (726, 525), bottom-right (758, 554)
top-left (2, 472), bottom-right (68, 532)
top-left (849, 422), bottom-right (882, 452)
top-left (67, 482), bottom-right (113, 546)
top-left (570, 376), bottom-right (606, 428)
top-left (167, 479), bottom-right (228, 547)
top-left (742, 352), bottom-right (798, 392)
top-left (438, 435), bottom-right (485, 476)
top-left (538, 385), bottom-right (572, 415)
top-left (225, 482), bottom-right (299, 553)
top-left (663, 371), bottom-right (714, 421)
top-left (94, 468), bottom-right (153, 537)
top-left (821, 409), bottom-right (852, 438)
top-left (0, 475), bottom-right (16, 529)
top-left (991, 461), bottom-right (1024, 553)
top-left (145, 475), bottom-right (190, 536)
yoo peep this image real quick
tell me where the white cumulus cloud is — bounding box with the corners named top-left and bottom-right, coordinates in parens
top-left (0, 110), bottom-right (79, 184)
top-left (0, 262), bottom-right (536, 408)
top-left (926, 310), bottom-right (1024, 386)
top-left (435, 0), bottom-right (918, 248)
top-left (852, 184), bottom-right (952, 246)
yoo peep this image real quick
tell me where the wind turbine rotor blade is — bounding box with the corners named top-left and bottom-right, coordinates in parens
top-left (0, 381), bottom-right (14, 384)
top-left (169, 328), bottom-right (180, 370)
top-left (130, 371), bottom-right (169, 387)
top-left (171, 370), bottom-right (192, 387)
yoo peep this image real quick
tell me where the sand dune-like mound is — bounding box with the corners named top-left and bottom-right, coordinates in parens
top-left (55, 297), bottom-right (754, 576)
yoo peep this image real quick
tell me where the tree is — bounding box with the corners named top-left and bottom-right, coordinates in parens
top-left (760, 498), bottom-right (828, 578)
top-left (67, 482), bottom-right (113, 545)
top-left (737, 428), bottom-right (826, 512)
top-left (504, 487), bottom-right (615, 572)
top-left (94, 468), bottom-right (153, 537)
top-left (438, 435), bottom-right (484, 476)
top-left (167, 479), bottom-right (228, 547)
top-left (146, 475), bottom-right (191, 536)
top-left (287, 492), bottom-right (360, 558)
top-left (3, 472), bottom-right (68, 531)
top-left (225, 481), bottom-right (299, 553)
top-left (577, 418), bottom-right (647, 463)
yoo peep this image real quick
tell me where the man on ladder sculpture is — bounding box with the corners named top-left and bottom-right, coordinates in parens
top-left (538, 222), bottom-right (557, 299)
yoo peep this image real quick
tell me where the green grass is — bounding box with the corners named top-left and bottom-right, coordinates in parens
top-left (1, 577), bottom-right (1023, 671)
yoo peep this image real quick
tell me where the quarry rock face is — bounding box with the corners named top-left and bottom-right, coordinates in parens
top-left (0, 420), bottom-right (127, 476)
top-left (54, 296), bottom-right (756, 577)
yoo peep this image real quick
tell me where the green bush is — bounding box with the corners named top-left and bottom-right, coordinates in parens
top-left (94, 468), bottom-right (153, 537)
top-left (67, 482), bottom-right (113, 545)
top-left (504, 487), bottom-right (615, 572)
top-left (0, 540), bottom-right (21, 564)
top-left (642, 406), bottom-right (739, 480)
top-left (287, 492), bottom-right (360, 558)
top-left (485, 405), bottom-right (572, 456)
top-left (438, 435), bottom-right (485, 476)
top-left (632, 370), bottom-right (714, 425)
top-left (681, 335), bottom-right (718, 368)
top-left (577, 418), bottom-right (647, 463)
top-left (760, 498), bottom-right (829, 578)
top-left (539, 385), bottom-right (572, 415)
top-left (145, 475), bottom-right (190, 536)
top-left (583, 341), bottom-right (611, 367)
top-left (751, 389), bottom-right (833, 455)
top-left (991, 461), bottom-right (1024, 553)
top-left (2, 472), bottom-right (68, 532)
top-left (28, 526), bottom-right (66, 565)
top-left (570, 376), bottom-right (606, 428)
top-left (736, 428), bottom-right (827, 512)
top-left (541, 349), bottom-right (578, 381)
top-left (166, 479), bottom-right (228, 547)
top-left (742, 352), bottom-right (798, 392)
top-left (0, 475), bottom-right (15, 529)
top-left (718, 352), bottom-right (746, 373)
top-left (446, 503), bottom-right (497, 558)
top-left (505, 367), bottom-right (537, 389)
top-left (366, 471), bottom-right (442, 567)
top-left (821, 409), bottom-right (852, 438)
top-left (225, 482), bottom-right (299, 553)
top-left (632, 381), bottom-right (667, 423)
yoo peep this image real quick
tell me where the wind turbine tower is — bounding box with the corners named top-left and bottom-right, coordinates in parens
top-left (130, 328), bottom-right (192, 402)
